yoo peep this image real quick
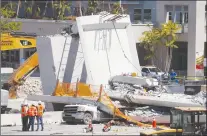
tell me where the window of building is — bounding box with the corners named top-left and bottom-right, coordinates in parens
top-left (167, 12), bottom-right (173, 21)
top-left (165, 5), bottom-right (189, 25)
top-left (143, 9), bottom-right (151, 23)
top-left (184, 12), bottom-right (188, 23)
top-left (134, 9), bottom-right (142, 23)
top-left (174, 11), bottom-right (183, 24)
top-left (10, 50), bottom-right (19, 62)
top-left (166, 5), bottom-right (173, 22)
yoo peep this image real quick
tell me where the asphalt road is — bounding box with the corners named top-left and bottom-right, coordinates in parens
top-left (1, 124), bottom-right (145, 135)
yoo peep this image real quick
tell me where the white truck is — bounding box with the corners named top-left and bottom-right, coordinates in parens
top-left (1, 68), bottom-right (13, 114)
top-left (1, 89), bottom-right (9, 114)
top-left (62, 104), bottom-right (113, 124)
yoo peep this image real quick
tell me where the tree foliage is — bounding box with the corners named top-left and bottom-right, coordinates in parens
top-left (139, 21), bottom-right (181, 72)
top-left (86, 0), bottom-right (100, 15)
top-left (111, 2), bottom-right (122, 14)
top-left (0, 7), bottom-right (22, 32)
top-left (53, 0), bottom-right (71, 20)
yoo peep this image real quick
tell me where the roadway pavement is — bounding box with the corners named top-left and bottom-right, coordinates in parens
top-left (1, 124), bottom-right (146, 135)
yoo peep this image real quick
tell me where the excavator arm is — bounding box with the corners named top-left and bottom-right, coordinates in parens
top-left (3, 52), bottom-right (39, 98)
top-left (1, 32), bottom-right (38, 98)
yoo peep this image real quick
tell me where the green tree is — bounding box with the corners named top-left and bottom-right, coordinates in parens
top-left (139, 21), bottom-right (181, 72)
top-left (53, 0), bottom-right (71, 20)
top-left (111, 2), bottom-right (122, 14)
top-left (24, 1), bottom-right (33, 18)
top-left (86, 0), bottom-right (100, 15)
top-left (0, 7), bottom-right (22, 32)
top-left (4, 1), bottom-right (18, 18)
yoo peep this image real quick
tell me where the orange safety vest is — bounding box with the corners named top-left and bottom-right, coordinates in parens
top-left (21, 106), bottom-right (27, 117)
top-left (37, 105), bottom-right (44, 116)
top-left (27, 106), bottom-right (37, 117)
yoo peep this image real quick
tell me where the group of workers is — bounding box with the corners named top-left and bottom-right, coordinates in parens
top-left (21, 101), bottom-right (45, 131)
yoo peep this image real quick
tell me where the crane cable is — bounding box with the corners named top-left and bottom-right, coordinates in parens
top-left (111, 21), bottom-right (142, 74)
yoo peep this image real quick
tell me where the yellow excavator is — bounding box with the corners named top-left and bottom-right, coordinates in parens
top-left (140, 107), bottom-right (206, 136)
top-left (1, 32), bottom-right (38, 98)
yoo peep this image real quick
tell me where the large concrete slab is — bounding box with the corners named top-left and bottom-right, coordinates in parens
top-left (36, 35), bottom-right (88, 95)
top-left (107, 90), bottom-right (205, 108)
top-left (76, 14), bottom-right (141, 86)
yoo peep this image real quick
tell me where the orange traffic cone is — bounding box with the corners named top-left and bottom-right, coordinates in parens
top-left (152, 118), bottom-right (156, 128)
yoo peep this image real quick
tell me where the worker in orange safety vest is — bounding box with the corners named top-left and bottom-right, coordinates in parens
top-left (27, 103), bottom-right (37, 131)
top-left (36, 101), bottom-right (45, 131)
top-left (21, 103), bottom-right (28, 131)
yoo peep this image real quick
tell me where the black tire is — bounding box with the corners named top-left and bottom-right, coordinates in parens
top-left (83, 112), bottom-right (93, 125)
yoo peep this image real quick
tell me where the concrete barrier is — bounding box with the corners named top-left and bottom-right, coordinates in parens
top-left (1, 111), bottom-right (62, 127)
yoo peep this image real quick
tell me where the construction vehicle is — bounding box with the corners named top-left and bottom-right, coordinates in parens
top-left (62, 104), bottom-right (113, 124)
top-left (140, 107), bottom-right (206, 136)
top-left (1, 32), bottom-right (37, 99)
top-left (1, 68), bottom-right (13, 113)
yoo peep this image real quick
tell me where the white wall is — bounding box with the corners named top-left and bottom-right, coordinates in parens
top-left (76, 15), bottom-right (141, 86)
top-left (131, 24), bottom-right (153, 43)
top-left (63, 37), bottom-right (88, 84)
top-left (188, 1), bottom-right (206, 76)
top-left (37, 35), bottom-right (72, 95)
top-left (37, 35), bottom-right (88, 95)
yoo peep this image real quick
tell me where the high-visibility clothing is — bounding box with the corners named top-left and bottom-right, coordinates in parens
top-left (21, 106), bottom-right (27, 117)
top-left (37, 105), bottom-right (44, 116)
top-left (27, 106), bottom-right (37, 116)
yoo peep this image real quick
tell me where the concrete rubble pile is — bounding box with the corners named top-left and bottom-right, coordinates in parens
top-left (16, 77), bottom-right (43, 98)
top-left (126, 106), bottom-right (169, 117)
top-left (111, 83), bottom-right (206, 106)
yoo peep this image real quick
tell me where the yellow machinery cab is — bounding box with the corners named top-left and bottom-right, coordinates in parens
top-left (140, 106), bottom-right (206, 136)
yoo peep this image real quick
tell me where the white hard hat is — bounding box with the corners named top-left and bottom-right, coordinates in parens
top-left (38, 101), bottom-right (42, 104)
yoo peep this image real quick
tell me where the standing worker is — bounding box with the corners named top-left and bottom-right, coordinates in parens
top-left (21, 103), bottom-right (28, 131)
top-left (27, 103), bottom-right (37, 131)
top-left (36, 101), bottom-right (45, 131)
top-left (170, 69), bottom-right (178, 82)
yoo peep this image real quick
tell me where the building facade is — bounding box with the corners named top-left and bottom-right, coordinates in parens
top-left (121, 0), bottom-right (206, 76)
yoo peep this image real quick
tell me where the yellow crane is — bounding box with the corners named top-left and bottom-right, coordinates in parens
top-left (1, 32), bottom-right (38, 98)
